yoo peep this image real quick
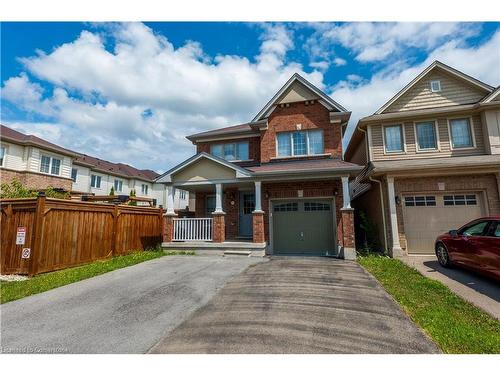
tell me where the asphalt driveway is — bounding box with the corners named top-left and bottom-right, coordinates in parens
top-left (150, 257), bottom-right (439, 354)
top-left (0, 255), bottom-right (263, 354)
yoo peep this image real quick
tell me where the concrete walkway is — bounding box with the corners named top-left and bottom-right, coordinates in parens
top-left (150, 257), bottom-right (439, 354)
top-left (0, 255), bottom-right (264, 354)
top-left (400, 256), bottom-right (500, 320)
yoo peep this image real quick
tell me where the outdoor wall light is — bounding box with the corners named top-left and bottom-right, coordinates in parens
top-left (395, 196), bottom-right (401, 205)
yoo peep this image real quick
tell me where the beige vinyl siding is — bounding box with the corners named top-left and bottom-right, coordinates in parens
top-left (0, 142), bottom-right (27, 170)
top-left (28, 147), bottom-right (72, 179)
top-left (370, 114), bottom-right (486, 161)
top-left (348, 136), bottom-right (368, 165)
top-left (384, 70), bottom-right (487, 113)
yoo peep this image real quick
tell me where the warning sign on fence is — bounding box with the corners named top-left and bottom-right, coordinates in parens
top-left (16, 227), bottom-right (26, 245)
top-left (21, 248), bottom-right (31, 259)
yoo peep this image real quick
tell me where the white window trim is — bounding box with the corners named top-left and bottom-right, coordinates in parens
top-left (413, 120), bottom-right (441, 153)
top-left (0, 144), bottom-right (7, 167)
top-left (40, 153), bottom-right (62, 176)
top-left (275, 129), bottom-right (325, 158)
top-left (382, 124), bottom-right (406, 155)
top-left (430, 80), bottom-right (442, 93)
top-left (114, 179), bottom-right (123, 192)
top-left (446, 116), bottom-right (477, 150)
top-left (90, 174), bottom-right (103, 189)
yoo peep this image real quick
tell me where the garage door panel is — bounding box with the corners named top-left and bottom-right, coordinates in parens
top-left (403, 193), bottom-right (484, 254)
top-left (272, 199), bottom-right (335, 256)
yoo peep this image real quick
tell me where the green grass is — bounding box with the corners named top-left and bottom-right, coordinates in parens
top-left (0, 250), bottom-right (195, 304)
top-left (358, 255), bottom-right (500, 354)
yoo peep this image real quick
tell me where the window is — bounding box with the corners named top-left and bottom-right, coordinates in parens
top-left (449, 118), bottom-right (473, 148)
top-left (210, 141), bottom-right (249, 161)
top-left (489, 221), bottom-right (500, 238)
top-left (0, 146), bottom-right (5, 166)
top-left (404, 196), bottom-right (436, 207)
top-left (141, 184), bottom-right (149, 195)
top-left (460, 221), bottom-right (489, 236)
top-left (205, 195), bottom-right (216, 216)
top-left (304, 202), bottom-right (331, 211)
top-left (71, 168), bottom-right (78, 182)
top-left (276, 129), bottom-right (324, 157)
top-left (430, 80), bottom-right (441, 92)
top-left (242, 194), bottom-right (255, 214)
top-left (90, 174), bottom-right (101, 188)
top-left (114, 180), bottom-right (123, 192)
top-left (384, 125), bottom-right (404, 153)
top-left (179, 190), bottom-right (186, 200)
top-left (40, 155), bottom-right (61, 175)
top-left (416, 121), bottom-right (437, 150)
top-left (443, 194), bottom-right (477, 206)
top-left (274, 202), bottom-right (298, 212)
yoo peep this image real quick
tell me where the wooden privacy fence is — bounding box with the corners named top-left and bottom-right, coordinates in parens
top-left (0, 195), bottom-right (164, 276)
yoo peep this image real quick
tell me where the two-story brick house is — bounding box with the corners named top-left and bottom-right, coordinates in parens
top-left (158, 74), bottom-right (362, 258)
top-left (345, 61), bottom-right (500, 256)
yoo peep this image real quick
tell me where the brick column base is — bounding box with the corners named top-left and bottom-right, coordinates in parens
top-left (162, 213), bottom-right (177, 243)
top-left (212, 212), bottom-right (226, 243)
top-left (252, 211), bottom-right (265, 244)
top-left (341, 208), bottom-right (356, 260)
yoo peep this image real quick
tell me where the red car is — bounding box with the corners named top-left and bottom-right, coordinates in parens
top-left (435, 216), bottom-right (500, 282)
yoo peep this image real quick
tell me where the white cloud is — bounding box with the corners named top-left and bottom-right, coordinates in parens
top-left (2, 22), bottom-right (323, 171)
top-left (307, 22), bottom-right (481, 64)
top-left (333, 57), bottom-right (347, 66)
top-left (334, 29), bottom-right (500, 146)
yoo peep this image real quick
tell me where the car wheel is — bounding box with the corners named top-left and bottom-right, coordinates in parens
top-left (436, 243), bottom-right (451, 268)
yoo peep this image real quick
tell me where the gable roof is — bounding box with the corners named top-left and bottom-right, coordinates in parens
top-left (251, 73), bottom-right (348, 123)
top-left (155, 152), bottom-right (252, 183)
top-left (481, 86), bottom-right (500, 103)
top-left (375, 60), bottom-right (494, 115)
top-left (0, 124), bottom-right (78, 157)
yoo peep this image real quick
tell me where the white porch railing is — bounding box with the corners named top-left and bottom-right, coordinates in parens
top-left (173, 218), bottom-right (213, 242)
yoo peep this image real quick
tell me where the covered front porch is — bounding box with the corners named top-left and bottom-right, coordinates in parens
top-left (156, 153), bottom-right (359, 258)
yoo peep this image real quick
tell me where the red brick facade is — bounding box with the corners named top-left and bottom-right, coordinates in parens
top-left (260, 101), bottom-right (342, 163)
top-left (341, 209), bottom-right (355, 248)
top-left (212, 213), bottom-right (225, 243)
top-left (0, 168), bottom-right (73, 191)
top-left (162, 214), bottom-right (175, 242)
top-left (252, 211), bottom-right (265, 243)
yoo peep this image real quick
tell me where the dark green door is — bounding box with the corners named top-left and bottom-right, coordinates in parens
top-left (272, 199), bottom-right (335, 256)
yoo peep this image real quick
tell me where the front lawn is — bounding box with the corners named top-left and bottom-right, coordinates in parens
top-left (359, 255), bottom-right (500, 354)
top-left (0, 250), bottom-right (194, 304)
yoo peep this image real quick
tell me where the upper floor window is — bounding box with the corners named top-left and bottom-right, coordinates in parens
top-left (141, 184), bottom-right (149, 195)
top-left (179, 190), bottom-right (187, 200)
top-left (40, 155), bottom-right (61, 175)
top-left (210, 141), bottom-right (249, 161)
top-left (383, 124), bottom-right (404, 153)
top-left (0, 146), bottom-right (5, 166)
top-left (71, 168), bottom-right (78, 182)
top-left (90, 174), bottom-right (102, 189)
top-left (276, 129), bottom-right (324, 157)
top-left (114, 179), bottom-right (123, 192)
top-left (415, 121), bottom-right (438, 150)
top-left (430, 80), bottom-right (441, 92)
top-left (449, 118), bottom-right (473, 149)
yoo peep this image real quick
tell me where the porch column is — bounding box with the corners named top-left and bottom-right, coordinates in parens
top-left (165, 185), bottom-right (176, 215)
top-left (252, 180), bottom-right (265, 244)
top-left (212, 183), bottom-right (225, 243)
top-left (387, 177), bottom-right (404, 257)
top-left (341, 176), bottom-right (351, 209)
top-left (162, 185), bottom-right (177, 243)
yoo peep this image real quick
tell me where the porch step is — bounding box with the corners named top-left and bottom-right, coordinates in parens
top-left (223, 250), bottom-right (252, 257)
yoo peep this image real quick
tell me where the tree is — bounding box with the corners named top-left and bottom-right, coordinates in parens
top-left (109, 186), bottom-right (115, 196)
top-left (129, 189), bottom-right (137, 206)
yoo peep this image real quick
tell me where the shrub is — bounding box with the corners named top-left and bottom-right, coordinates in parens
top-left (0, 179), bottom-right (70, 199)
top-left (356, 210), bottom-right (383, 256)
top-left (109, 186), bottom-right (115, 196)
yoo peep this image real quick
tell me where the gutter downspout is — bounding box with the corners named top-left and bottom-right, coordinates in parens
top-left (358, 126), bottom-right (388, 252)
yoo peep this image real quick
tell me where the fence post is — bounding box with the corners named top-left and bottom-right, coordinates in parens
top-left (29, 192), bottom-right (46, 276)
top-left (111, 205), bottom-right (119, 257)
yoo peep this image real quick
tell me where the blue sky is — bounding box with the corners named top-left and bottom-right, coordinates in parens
top-left (1, 22), bottom-right (499, 171)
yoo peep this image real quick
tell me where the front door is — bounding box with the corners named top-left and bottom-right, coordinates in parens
top-left (239, 192), bottom-right (255, 237)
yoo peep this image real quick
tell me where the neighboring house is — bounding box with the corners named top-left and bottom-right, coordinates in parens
top-left (345, 61), bottom-right (500, 256)
top-left (0, 124), bottom-right (76, 191)
top-left (0, 125), bottom-right (192, 210)
top-left (158, 74), bottom-right (362, 258)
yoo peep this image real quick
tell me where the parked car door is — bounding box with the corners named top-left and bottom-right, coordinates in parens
top-left (450, 220), bottom-right (490, 268)
top-left (480, 220), bottom-right (500, 279)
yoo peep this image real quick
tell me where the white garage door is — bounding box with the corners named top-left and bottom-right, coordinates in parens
top-left (402, 193), bottom-right (485, 254)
